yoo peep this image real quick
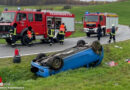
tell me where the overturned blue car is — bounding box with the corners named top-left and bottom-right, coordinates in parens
top-left (31, 40), bottom-right (104, 77)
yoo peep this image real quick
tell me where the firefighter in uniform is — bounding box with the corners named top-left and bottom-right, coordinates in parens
top-left (59, 23), bottom-right (66, 45)
top-left (9, 23), bottom-right (17, 46)
top-left (27, 26), bottom-right (33, 46)
top-left (48, 25), bottom-right (55, 46)
top-left (97, 24), bottom-right (102, 41)
top-left (109, 24), bottom-right (116, 43)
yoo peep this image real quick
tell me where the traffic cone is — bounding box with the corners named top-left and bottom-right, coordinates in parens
top-left (0, 77), bottom-right (3, 87)
top-left (13, 48), bottom-right (21, 63)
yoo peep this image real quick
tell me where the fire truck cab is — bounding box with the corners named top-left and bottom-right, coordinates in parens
top-left (0, 8), bottom-right (75, 45)
top-left (83, 12), bottom-right (118, 37)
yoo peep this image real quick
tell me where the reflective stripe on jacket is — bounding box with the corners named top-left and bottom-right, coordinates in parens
top-left (48, 29), bottom-right (55, 37)
top-left (111, 26), bottom-right (116, 35)
top-left (10, 28), bottom-right (16, 35)
top-left (14, 28), bottom-right (17, 35)
top-left (59, 31), bottom-right (65, 35)
top-left (111, 33), bottom-right (115, 36)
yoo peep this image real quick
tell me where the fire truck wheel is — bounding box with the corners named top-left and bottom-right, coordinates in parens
top-left (86, 33), bottom-right (90, 37)
top-left (6, 38), bottom-right (12, 45)
top-left (77, 40), bottom-right (86, 47)
top-left (36, 53), bottom-right (46, 59)
top-left (21, 34), bottom-right (30, 46)
top-left (91, 41), bottom-right (102, 55)
top-left (49, 56), bottom-right (64, 70)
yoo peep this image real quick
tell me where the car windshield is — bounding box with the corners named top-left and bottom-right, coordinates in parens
top-left (85, 15), bottom-right (98, 22)
top-left (0, 12), bottom-right (15, 22)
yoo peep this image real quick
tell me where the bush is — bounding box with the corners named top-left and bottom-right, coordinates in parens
top-left (63, 5), bottom-right (72, 10)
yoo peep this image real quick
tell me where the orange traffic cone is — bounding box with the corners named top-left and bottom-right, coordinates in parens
top-left (13, 48), bottom-right (21, 63)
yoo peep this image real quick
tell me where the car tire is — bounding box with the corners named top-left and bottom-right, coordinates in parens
top-left (49, 56), bottom-right (64, 70)
top-left (77, 40), bottom-right (86, 47)
top-left (91, 41), bottom-right (102, 55)
top-left (36, 53), bottom-right (46, 59)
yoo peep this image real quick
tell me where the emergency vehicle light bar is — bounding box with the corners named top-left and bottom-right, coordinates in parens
top-left (4, 8), bottom-right (8, 11)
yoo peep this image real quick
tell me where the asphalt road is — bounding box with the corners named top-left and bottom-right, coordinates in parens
top-left (0, 25), bottom-right (129, 58)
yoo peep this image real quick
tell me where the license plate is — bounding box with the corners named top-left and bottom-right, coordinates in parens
top-left (89, 30), bottom-right (94, 32)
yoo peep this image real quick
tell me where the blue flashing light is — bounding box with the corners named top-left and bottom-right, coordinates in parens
top-left (17, 7), bottom-right (21, 11)
top-left (85, 11), bottom-right (90, 15)
top-left (4, 8), bottom-right (8, 11)
top-left (97, 12), bottom-right (100, 14)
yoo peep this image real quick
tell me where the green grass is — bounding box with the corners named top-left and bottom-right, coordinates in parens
top-left (69, 23), bottom-right (85, 38)
top-left (0, 0), bottom-right (130, 44)
top-left (0, 39), bottom-right (5, 44)
top-left (0, 1), bottom-right (130, 90)
top-left (15, 0), bottom-right (130, 25)
top-left (67, 1), bottom-right (130, 25)
top-left (0, 40), bottom-right (130, 90)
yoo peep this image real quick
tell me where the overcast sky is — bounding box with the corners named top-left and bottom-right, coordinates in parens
top-left (80, 0), bottom-right (118, 2)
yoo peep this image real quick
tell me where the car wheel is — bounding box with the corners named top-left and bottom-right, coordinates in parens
top-left (36, 53), bottom-right (46, 59)
top-left (49, 56), bottom-right (64, 70)
top-left (77, 40), bottom-right (86, 47)
top-left (91, 41), bottom-right (102, 55)
top-left (6, 38), bottom-right (12, 45)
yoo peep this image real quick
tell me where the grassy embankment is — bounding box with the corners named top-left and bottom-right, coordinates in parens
top-left (0, 0), bottom-right (130, 43)
top-left (0, 40), bottom-right (130, 90)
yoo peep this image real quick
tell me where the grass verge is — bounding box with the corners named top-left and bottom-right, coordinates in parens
top-left (0, 40), bottom-right (130, 90)
top-left (0, 1), bottom-right (130, 44)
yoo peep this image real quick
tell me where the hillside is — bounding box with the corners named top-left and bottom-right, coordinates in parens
top-left (0, 0), bottom-right (130, 25)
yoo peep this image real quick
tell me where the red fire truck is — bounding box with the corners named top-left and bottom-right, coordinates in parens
top-left (0, 8), bottom-right (75, 45)
top-left (83, 12), bottom-right (118, 37)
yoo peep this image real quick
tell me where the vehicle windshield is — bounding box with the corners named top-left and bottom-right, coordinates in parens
top-left (85, 15), bottom-right (98, 22)
top-left (0, 12), bottom-right (15, 22)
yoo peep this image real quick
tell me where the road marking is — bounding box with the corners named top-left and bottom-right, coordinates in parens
top-left (0, 50), bottom-right (63, 59)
